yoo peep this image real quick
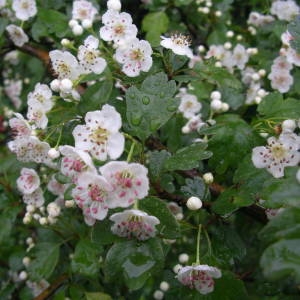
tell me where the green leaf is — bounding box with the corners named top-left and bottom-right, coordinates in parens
top-left (125, 72), bottom-right (177, 141)
top-left (85, 292), bottom-right (112, 300)
top-left (0, 207), bottom-right (20, 244)
top-left (140, 196), bottom-right (181, 239)
top-left (220, 86), bottom-right (245, 110)
top-left (142, 12), bottom-right (169, 46)
top-left (164, 143), bottom-right (212, 171)
top-left (27, 242), bottom-right (59, 281)
top-left (181, 177), bottom-right (206, 199)
top-left (71, 239), bottom-right (103, 277)
top-left (205, 114), bottom-right (262, 173)
top-left (31, 19), bottom-right (48, 42)
top-left (91, 219), bottom-right (122, 245)
top-left (148, 150), bottom-right (171, 180)
top-left (78, 75), bottom-right (113, 114)
top-left (260, 239), bottom-right (300, 282)
top-left (259, 208), bottom-right (300, 244)
top-left (104, 239), bottom-right (164, 290)
top-left (0, 18), bottom-right (8, 36)
top-left (288, 15), bottom-right (300, 53)
top-left (257, 92), bottom-right (300, 119)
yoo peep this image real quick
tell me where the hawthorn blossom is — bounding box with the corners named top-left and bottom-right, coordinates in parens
top-left (110, 209), bottom-right (160, 240)
top-left (270, 0), bottom-right (299, 21)
top-left (177, 91), bottom-right (201, 119)
top-left (9, 113), bottom-right (32, 137)
top-left (4, 79), bottom-right (22, 109)
top-left (49, 50), bottom-right (81, 80)
top-left (161, 34), bottom-right (193, 59)
top-left (0, 0), bottom-right (6, 9)
top-left (6, 24), bottom-right (29, 47)
top-left (268, 70), bottom-right (293, 93)
top-left (99, 161), bottom-right (149, 208)
top-left (47, 175), bottom-right (68, 196)
top-left (247, 12), bottom-right (274, 27)
top-left (99, 9), bottom-right (138, 45)
top-left (285, 47), bottom-right (300, 67)
top-left (12, 0), bottom-right (37, 21)
top-left (252, 133), bottom-right (300, 178)
top-left (115, 38), bottom-right (153, 77)
top-left (177, 265), bottom-right (222, 295)
top-left (183, 114), bottom-right (206, 133)
top-left (281, 30), bottom-right (294, 46)
top-left (72, 172), bottom-right (113, 225)
top-left (59, 145), bottom-right (96, 182)
top-left (72, 104), bottom-right (124, 161)
top-left (271, 56), bottom-right (293, 73)
top-left (232, 44), bottom-right (249, 70)
top-left (72, 0), bottom-right (97, 22)
top-left (205, 45), bottom-right (226, 60)
top-left (27, 83), bottom-right (53, 112)
top-left (17, 168), bottom-right (40, 194)
top-left (78, 35), bottom-right (107, 74)
top-left (27, 103), bottom-right (48, 129)
top-left (23, 188), bottom-right (44, 207)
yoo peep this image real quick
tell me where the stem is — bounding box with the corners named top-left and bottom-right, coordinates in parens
top-left (196, 224), bottom-right (202, 265)
top-left (55, 126), bottom-right (64, 148)
top-left (204, 228), bottom-right (212, 257)
top-left (127, 141), bottom-right (135, 163)
top-left (133, 200), bottom-right (139, 210)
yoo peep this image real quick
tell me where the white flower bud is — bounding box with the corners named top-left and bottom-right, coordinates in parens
top-left (61, 38), bottom-right (71, 47)
top-left (251, 73), bottom-right (260, 81)
top-left (226, 30), bottom-right (234, 38)
top-left (181, 126), bottom-right (191, 134)
top-left (207, 119), bottom-right (216, 125)
top-left (248, 26), bottom-right (257, 35)
top-left (210, 99), bottom-right (223, 111)
top-left (72, 24), bottom-right (83, 36)
top-left (39, 217), bottom-right (48, 225)
top-left (24, 78), bottom-right (30, 84)
top-left (258, 69), bottom-right (266, 77)
top-left (19, 271), bottom-right (27, 280)
top-left (107, 0), bottom-right (121, 11)
top-left (23, 215), bottom-right (31, 224)
top-left (186, 196), bottom-right (203, 210)
top-left (221, 102), bottom-right (229, 112)
top-left (82, 19), bottom-right (93, 29)
top-left (39, 206), bottom-right (45, 213)
top-left (203, 172), bottom-right (214, 184)
top-left (210, 91), bottom-right (221, 100)
top-left (68, 19), bottom-right (78, 28)
top-left (175, 212), bottom-right (184, 220)
top-left (282, 119), bottom-right (296, 133)
top-left (65, 200), bottom-right (75, 208)
top-left (257, 89), bottom-right (267, 97)
top-left (48, 148), bottom-right (60, 159)
top-left (33, 213), bottom-right (41, 220)
top-left (260, 132), bottom-right (268, 138)
top-left (47, 202), bottom-right (61, 218)
top-left (50, 79), bottom-right (61, 92)
top-left (215, 61), bottom-right (222, 67)
top-left (173, 264), bottom-right (182, 274)
top-left (215, 10), bottom-right (222, 17)
top-left (153, 290), bottom-right (164, 300)
top-left (60, 78), bottom-right (73, 92)
top-left (202, 7), bottom-right (210, 14)
top-left (296, 169), bottom-right (300, 183)
top-left (178, 253), bottom-right (189, 264)
top-left (160, 281), bottom-right (170, 292)
top-left (254, 96), bottom-right (262, 104)
top-left (26, 205), bottom-right (35, 213)
top-left (22, 256), bottom-right (31, 267)
top-left (26, 237), bottom-right (33, 245)
top-left (224, 42), bottom-right (232, 50)
top-left (47, 216), bottom-right (58, 224)
top-left (198, 45), bottom-right (206, 53)
top-left (236, 34), bottom-right (243, 41)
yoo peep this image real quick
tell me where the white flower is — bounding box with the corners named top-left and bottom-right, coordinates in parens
top-left (160, 34), bottom-right (193, 59)
top-left (23, 188), bottom-right (44, 207)
top-left (49, 50), bottom-right (81, 80)
top-left (72, 172), bottom-right (112, 225)
top-left (205, 45), bottom-right (225, 60)
top-left (247, 12), bottom-right (274, 27)
top-left (184, 114), bottom-right (206, 132)
top-left (281, 30), bottom-right (294, 46)
top-left (78, 35), bottom-right (107, 74)
top-left (270, 0), bottom-right (299, 21)
top-left (47, 202), bottom-right (61, 218)
top-left (268, 70), bottom-right (293, 93)
top-left (0, 0), bottom-right (6, 9)
top-left (26, 103), bottom-right (48, 129)
top-left (271, 56), bottom-right (293, 73)
top-left (47, 175), bottom-right (67, 196)
top-left (245, 82), bottom-right (261, 105)
top-left (232, 44), bottom-right (249, 70)
top-left (285, 47), bottom-right (300, 67)
top-left (72, 104), bottom-right (124, 161)
top-left (12, 0), bottom-right (37, 21)
top-left (177, 264), bottom-right (222, 295)
top-left (9, 113), bottom-right (32, 137)
top-left (109, 209), bottom-right (160, 240)
top-left (17, 168), bottom-right (40, 194)
top-left (59, 145), bottom-right (96, 182)
top-left (115, 38), bottom-right (153, 77)
top-left (72, 0), bottom-right (97, 22)
top-left (178, 92), bottom-right (201, 119)
top-left (4, 79), bottom-right (22, 109)
top-left (99, 161), bottom-right (149, 208)
top-left (6, 24), bottom-right (29, 47)
top-left (27, 83), bottom-right (53, 112)
top-left (100, 9), bottom-right (138, 45)
top-left (252, 133), bottom-right (300, 178)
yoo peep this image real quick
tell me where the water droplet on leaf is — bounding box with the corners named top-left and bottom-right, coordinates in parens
top-left (142, 96), bottom-right (150, 105)
top-left (131, 113), bottom-right (142, 125)
top-left (167, 105), bottom-right (177, 112)
top-left (150, 120), bottom-right (160, 131)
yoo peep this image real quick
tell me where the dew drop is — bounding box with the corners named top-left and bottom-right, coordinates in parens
top-left (129, 93), bottom-right (135, 99)
top-left (160, 92), bottom-right (165, 98)
top-left (131, 113), bottom-right (142, 125)
top-left (167, 105), bottom-right (177, 112)
top-left (142, 96), bottom-right (150, 105)
top-left (150, 120), bottom-right (160, 131)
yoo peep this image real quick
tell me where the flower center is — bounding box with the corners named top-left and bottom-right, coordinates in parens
top-left (21, 1), bottom-right (29, 9)
top-left (171, 34), bottom-right (191, 47)
top-left (116, 170), bottom-right (134, 188)
top-left (35, 93), bottom-right (45, 103)
top-left (88, 184), bottom-right (106, 202)
top-left (114, 24), bottom-right (125, 35)
top-left (130, 49), bottom-right (143, 61)
top-left (56, 62), bottom-right (71, 77)
top-left (84, 50), bottom-right (97, 64)
top-left (270, 144), bottom-right (287, 159)
top-left (89, 127), bottom-right (108, 145)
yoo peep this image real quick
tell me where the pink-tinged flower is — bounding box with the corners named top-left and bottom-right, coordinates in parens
top-left (9, 113), bottom-right (32, 137)
top-left (268, 70), bottom-right (294, 93)
top-left (27, 103), bottom-right (48, 129)
top-left (72, 172), bottom-right (113, 225)
top-left (47, 175), bottom-right (68, 196)
top-left (110, 209), bottom-right (160, 240)
top-left (252, 133), bottom-right (300, 178)
top-left (99, 161), bottom-right (149, 208)
top-left (49, 50), bottom-right (81, 80)
top-left (115, 38), bottom-right (153, 77)
top-left (59, 145), bottom-right (96, 182)
top-left (177, 90), bottom-right (201, 119)
top-left (72, 0), bottom-right (97, 22)
top-left (271, 56), bottom-right (293, 73)
top-left (99, 9), bottom-right (138, 46)
top-left (6, 24), bottom-right (29, 47)
top-left (285, 47), bottom-right (300, 67)
top-left (12, 0), bottom-right (37, 21)
top-left (78, 35), bottom-right (107, 74)
top-left (177, 264), bottom-right (222, 295)
top-left (161, 34), bottom-right (193, 58)
top-left (4, 79), bottom-right (22, 109)
top-left (270, 0), bottom-right (299, 21)
top-left (23, 188), bottom-right (44, 207)
top-left (232, 44), bottom-right (249, 70)
top-left (17, 168), bottom-right (40, 195)
top-left (72, 104), bottom-right (124, 161)
top-left (27, 83), bottom-right (53, 112)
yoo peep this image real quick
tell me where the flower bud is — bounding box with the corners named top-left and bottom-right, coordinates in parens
top-left (61, 38), bottom-right (71, 47)
top-left (153, 290), bottom-right (164, 300)
top-left (39, 217), bottom-right (48, 225)
top-left (19, 271), bottom-right (28, 280)
top-left (160, 281), bottom-right (170, 292)
top-left (296, 169), bottom-right (300, 183)
top-left (221, 102), bottom-right (229, 112)
top-left (186, 196), bottom-right (203, 210)
top-left (72, 24), bottom-right (83, 36)
top-left (210, 91), bottom-right (221, 100)
top-left (173, 264), bottom-right (182, 274)
top-left (82, 19), bottom-right (93, 29)
top-left (178, 253), bottom-right (189, 264)
top-left (68, 19), bottom-right (78, 28)
top-left (282, 119), bottom-right (296, 133)
top-left (65, 200), bottom-right (75, 208)
top-left (60, 78), bottom-right (73, 92)
top-left (107, 0), bottom-right (121, 11)
top-left (50, 79), bottom-right (61, 92)
top-left (22, 256), bottom-right (31, 267)
top-left (210, 99), bottom-right (222, 111)
top-left (203, 172), bottom-right (214, 184)
top-left (226, 30), bottom-right (234, 38)
top-left (47, 202), bottom-right (61, 218)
